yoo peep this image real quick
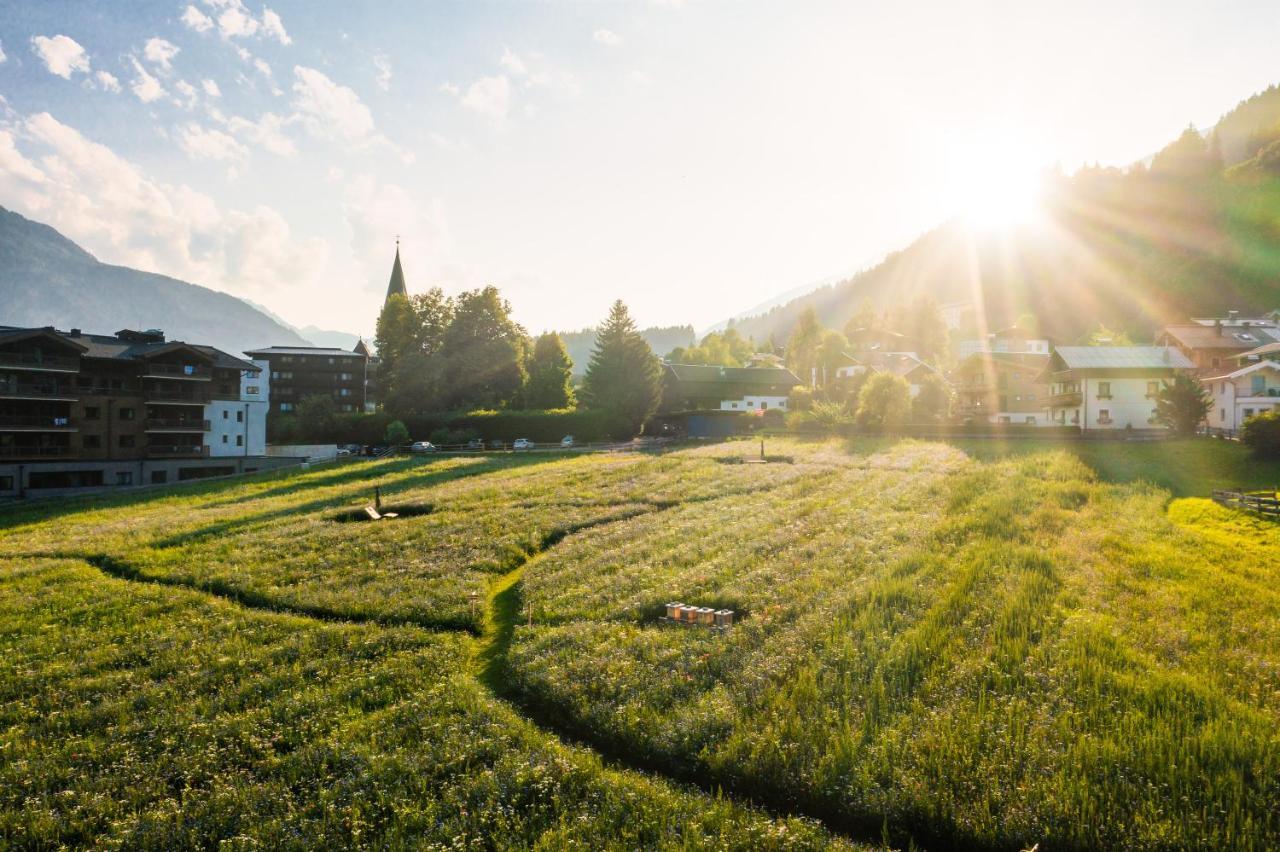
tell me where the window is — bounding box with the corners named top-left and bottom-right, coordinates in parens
top-left (1221, 408), bottom-right (1226, 422)
top-left (118, 407), bottom-right (135, 420)
top-left (151, 470), bottom-right (167, 484)
top-left (1147, 381), bottom-right (1160, 398)
top-left (119, 435), bottom-right (135, 448)
top-left (222, 434), bottom-right (228, 444)
top-left (83, 435), bottom-right (102, 449)
top-left (116, 471), bottom-right (133, 486)
top-left (1211, 357), bottom-right (1221, 368)
top-left (84, 406), bottom-right (100, 420)
top-left (0, 475), bottom-right (13, 491)
top-left (1098, 408), bottom-right (1112, 424)
top-left (245, 385), bottom-right (259, 395)
top-left (1244, 408), bottom-right (1255, 420)
top-left (1097, 381), bottom-right (1112, 399)
top-left (183, 364), bottom-right (195, 376)
top-left (1253, 374), bottom-right (1266, 395)
top-left (279, 402), bottom-right (294, 412)
top-left (1025, 416), bottom-right (1037, 424)
top-left (760, 401), bottom-right (768, 410)
top-left (236, 410), bottom-right (243, 422)
top-left (222, 410), bottom-right (229, 420)
top-left (338, 388), bottom-right (352, 397)
top-left (236, 435), bottom-right (243, 447)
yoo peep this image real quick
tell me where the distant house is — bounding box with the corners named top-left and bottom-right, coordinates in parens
top-left (662, 364), bottom-right (801, 413)
top-left (952, 351), bottom-right (1050, 425)
top-left (1206, 360), bottom-right (1280, 432)
top-left (1157, 320), bottom-right (1280, 377)
top-left (956, 325), bottom-right (1051, 360)
top-left (1234, 340), bottom-right (1280, 365)
top-left (1042, 346), bottom-right (1194, 430)
top-left (833, 351), bottom-right (938, 397)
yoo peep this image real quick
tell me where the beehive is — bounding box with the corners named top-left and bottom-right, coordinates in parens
top-left (677, 605), bottom-right (697, 623)
top-left (696, 607), bottom-right (715, 626)
top-left (666, 602), bottom-right (684, 620)
top-left (714, 609), bottom-right (734, 627)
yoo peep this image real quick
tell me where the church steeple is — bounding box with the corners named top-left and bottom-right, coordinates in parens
top-left (385, 238), bottom-right (408, 303)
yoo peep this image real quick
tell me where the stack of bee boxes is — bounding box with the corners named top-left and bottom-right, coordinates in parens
top-left (664, 602), bottom-right (734, 630)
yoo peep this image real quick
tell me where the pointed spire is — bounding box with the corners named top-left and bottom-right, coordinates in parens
top-left (385, 239), bottom-right (408, 303)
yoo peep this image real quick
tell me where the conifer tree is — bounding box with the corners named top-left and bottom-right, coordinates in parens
top-left (581, 300), bottom-right (662, 435)
top-left (524, 332), bottom-right (576, 409)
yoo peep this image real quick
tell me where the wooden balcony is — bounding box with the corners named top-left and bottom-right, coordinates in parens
top-left (0, 383), bottom-right (78, 402)
top-left (0, 352), bottom-right (80, 373)
top-left (1049, 391), bottom-right (1082, 407)
top-left (0, 415), bottom-right (77, 431)
top-left (141, 363), bottom-right (212, 380)
top-left (0, 445), bottom-right (74, 459)
top-left (145, 418), bottom-right (210, 432)
top-left (145, 388), bottom-right (209, 404)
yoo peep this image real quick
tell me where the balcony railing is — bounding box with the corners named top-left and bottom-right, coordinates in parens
top-left (1049, 391), bottom-right (1083, 407)
top-left (0, 445), bottom-right (74, 459)
top-left (0, 383), bottom-right (77, 401)
top-left (141, 363), bottom-right (212, 380)
top-left (146, 444), bottom-right (209, 458)
top-left (0, 415), bottom-right (77, 430)
top-left (145, 418), bottom-right (210, 432)
top-left (145, 388), bottom-right (209, 404)
top-left (0, 352), bottom-right (80, 373)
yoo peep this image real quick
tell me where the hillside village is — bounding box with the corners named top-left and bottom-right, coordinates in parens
top-left (4, 230), bottom-right (1278, 498)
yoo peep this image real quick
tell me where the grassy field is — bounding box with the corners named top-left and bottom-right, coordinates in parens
top-left (2, 437), bottom-right (1279, 848)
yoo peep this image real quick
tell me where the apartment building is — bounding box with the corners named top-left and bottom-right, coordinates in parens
top-left (0, 326), bottom-right (282, 497)
top-left (243, 345), bottom-right (368, 419)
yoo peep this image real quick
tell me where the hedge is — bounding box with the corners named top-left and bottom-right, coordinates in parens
top-left (272, 408), bottom-right (635, 446)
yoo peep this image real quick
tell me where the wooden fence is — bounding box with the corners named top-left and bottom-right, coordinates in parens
top-left (1211, 489), bottom-right (1280, 518)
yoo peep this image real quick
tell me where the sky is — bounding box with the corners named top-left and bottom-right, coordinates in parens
top-left (0, 1), bottom-right (1278, 340)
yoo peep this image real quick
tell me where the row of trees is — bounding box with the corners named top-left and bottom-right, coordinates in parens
top-left (373, 289), bottom-right (663, 435)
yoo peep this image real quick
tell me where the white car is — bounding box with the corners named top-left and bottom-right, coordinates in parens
top-left (512, 438), bottom-right (535, 451)
top-left (410, 441), bottom-right (437, 453)
top-left (560, 435), bottom-right (575, 448)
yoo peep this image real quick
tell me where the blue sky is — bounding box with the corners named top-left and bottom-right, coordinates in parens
top-left (1, 1), bottom-right (1278, 341)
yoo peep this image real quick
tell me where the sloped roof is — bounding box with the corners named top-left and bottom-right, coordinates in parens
top-left (1205, 359), bottom-right (1280, 381)
top-left (1052, 346), bottom-right (1194, 370)
top-left (879, 352), bottom-right (938, 379)
top-left (1236, 341), bottom-right (1280, 359)
top-left (1159, 323), bottom-right (1280, 350)
top-left (244, 346), bottom-right (365, 359)
top-left (664, 364), bottom-right (801, 386)
top-left (0, 325), bottom-right (257, 371)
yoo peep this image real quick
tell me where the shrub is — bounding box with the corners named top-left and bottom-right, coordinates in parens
top-left (1242, 409), bottom-right (1280, 457)
top-left (856, 373), bottom-right (911, 429)
top-left (385, 419), bottom-right (410, 446)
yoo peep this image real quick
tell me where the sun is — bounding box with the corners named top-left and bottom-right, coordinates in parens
top-left (945, 126), bottom-right (1047, 229)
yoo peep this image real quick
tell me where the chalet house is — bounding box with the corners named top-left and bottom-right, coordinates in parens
top-left (952, 351), bottom-right (1051, 425)
top-left (1157, 319), bottom-right (1280, 377)
top-left (662, 364), bottom-right (801, 413)
top-left (1207, 360), bottom-right (1280, 432)
top-left (833, 351), bottom-right (939, 397)
top-left (1042, 346), bottom-right (1194, 431)
top-left (0, 325), bottom-right (281, 497)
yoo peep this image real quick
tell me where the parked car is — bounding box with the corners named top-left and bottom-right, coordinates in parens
top-left (410, 441), bottom-right (437, 453)
top-left (512, 438), bottom-right (535, 451)
top-left (466, 438), bottom-right (485, 450)
top-left (560, 435), bottom-right (575, 448)
top-left (336, 448), bottom-right (352, 457)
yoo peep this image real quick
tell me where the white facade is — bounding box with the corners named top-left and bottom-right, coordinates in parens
top-left (205, 364), bottom-right (269, 457)
top-left (720, 395), bottom-right (789, 412)
top-left (1048, 376), bottom-right (1165, 430)
top-left (1209, 361), bottom-right (1280, 431)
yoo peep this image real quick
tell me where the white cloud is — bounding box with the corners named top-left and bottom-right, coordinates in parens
top-left (439, 82), bottom-right (460, 97)
top-left (128, 56), bottom-right (166, 103)
top-left (0, 39), bottom-right (7, 64)
top-left (144, 37), bottom-right (180, 70)
top-left (202, 78), bottom-right (221, 97)
top-left (460, 74), bottom-right (511, 120)
top-left (96, 71), bottom-right (122, 93)
top-left (261, 7), bottom-right (291, 45)
top-left (343, 175), bottom-right (451, 295)
top-left (174, 79), bottom-right (198, 109)
top-left (593, 29), bottom-right (621, 46)
top-left (253, 57), bottom-right (272, 78)
top-left (226, 112), bottom-right (296, 157)
top-left (217, 5), bottom-right (259, 39)
top-left (373, 53), bottom-right (392, 91)
top-left (0, 111), bottom-right (328, 299)
top-left (291, 65), bottom-right (375, 143)
top-left (499, 46), bottom-right (527, 77)
top-left (181, 5), bottom-right (214, 33)
top-left (30, 35), bottom-right (91, 79)
top-left (177, 122), bottom-right (248, 162)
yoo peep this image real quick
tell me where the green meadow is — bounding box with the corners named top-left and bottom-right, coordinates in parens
top-left (2, 438), bottom-right (1278, 849)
